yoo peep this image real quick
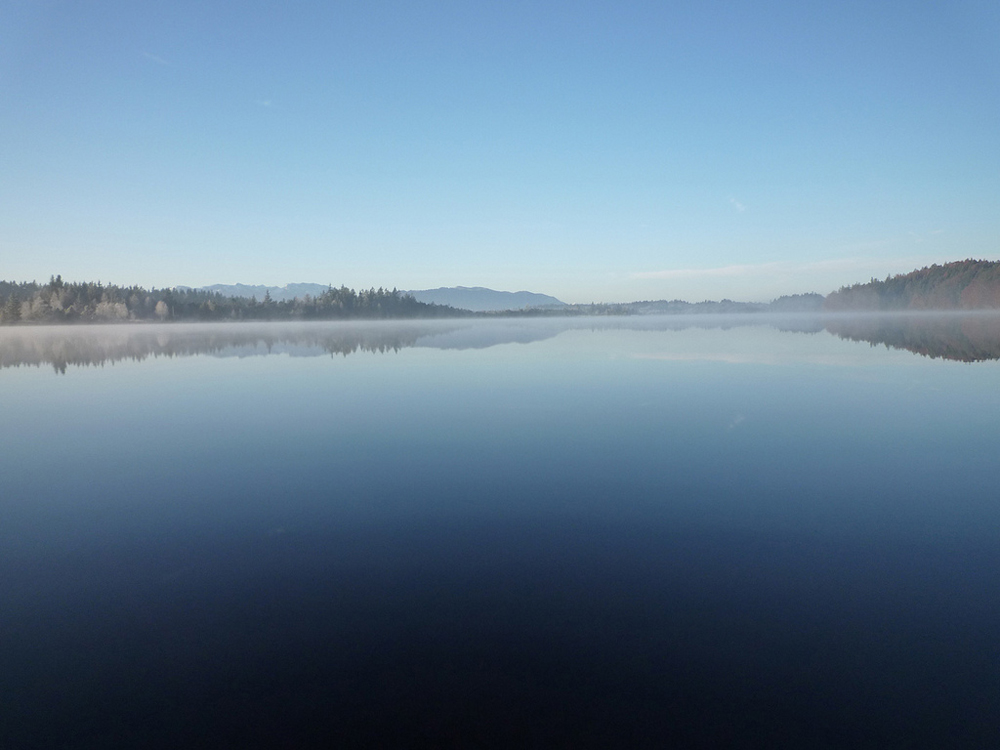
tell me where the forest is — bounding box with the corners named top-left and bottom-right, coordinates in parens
top-left (0, 276), bottom-right (466, 324)
top-left (823, 259), bottom-right (1000, 311)
top-left (0, 276), bottom-right (635, 324)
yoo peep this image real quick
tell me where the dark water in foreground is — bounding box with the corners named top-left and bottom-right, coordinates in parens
top-left (2, 315), bottom-right (999, 748)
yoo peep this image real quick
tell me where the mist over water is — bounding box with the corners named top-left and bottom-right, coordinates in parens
top-left (2, 315), bottom-right (999, 747)
top-left (4, 311), bottom-right (1000, 372)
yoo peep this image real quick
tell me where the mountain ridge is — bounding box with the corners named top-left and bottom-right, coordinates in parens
top-left (404, 286), bottom-right (565, 312)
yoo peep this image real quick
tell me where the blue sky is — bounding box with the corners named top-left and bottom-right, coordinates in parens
top-left (2, 1), bottom-right (998, 302)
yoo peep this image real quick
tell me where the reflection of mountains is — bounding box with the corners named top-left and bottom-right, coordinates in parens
top-left (3, 313), bottom-right (1000, 372)
top-left (0, 320), bottom-right (584, 373)
top-left (825, 313), bottom-right (1000, 362)
top-left (0, 317), bottom-right (797, 373)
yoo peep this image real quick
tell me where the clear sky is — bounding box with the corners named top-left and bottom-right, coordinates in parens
top-left (2, 1), bottom-right (998, 303)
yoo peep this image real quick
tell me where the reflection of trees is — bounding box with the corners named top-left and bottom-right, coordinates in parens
top-left (5, 314), bottom-right (999, 373)
top-left (0, 318), bottom-right (753, 372)
top-left (825, 314), bottom-right (1000, 362)
top-left (0, 324), bottom-right (441, 374)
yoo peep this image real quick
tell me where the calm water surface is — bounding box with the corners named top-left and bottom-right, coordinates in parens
top-left (2, 316), bottom-right (999, 748)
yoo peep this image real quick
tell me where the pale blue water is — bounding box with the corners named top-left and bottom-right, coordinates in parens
top-left (2, 316), bottom-right (999, 748)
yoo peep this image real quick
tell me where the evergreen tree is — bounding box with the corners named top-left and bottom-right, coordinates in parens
top-left (1, 292), bottom-right (20, 323)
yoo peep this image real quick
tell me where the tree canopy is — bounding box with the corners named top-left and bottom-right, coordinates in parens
top-left (824, 260), bottom-right (1000, 311)
top-left (0, 277), bottom-right (466, 324)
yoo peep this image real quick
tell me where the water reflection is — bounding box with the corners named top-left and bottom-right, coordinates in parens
top-left (2, 312), bottom-right (1000, 372)
top-left (0, 322), bottom-right (442, 373)
top-left (3, 313), bottom-right (1000, 748)
top-left (824, 312), bottom-right (1000, 362)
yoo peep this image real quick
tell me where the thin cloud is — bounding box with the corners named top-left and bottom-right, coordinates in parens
top-left (834, 236), bottom-right (900, 253)
top-left (910, 229), bottom-right (947, 243)
top-left (730, 198), bottom-right (746, 212)
top-left (255, 99), bottom-right (274, 108)
top-left (143, 52), bottom-right (171, 66)
top-left (634, 263), bottom-right (770, 280)
top-left (632, 256), bottom-right (942, 281)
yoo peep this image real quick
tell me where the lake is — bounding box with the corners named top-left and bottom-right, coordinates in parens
top-left (2, 314), bottom-right (999, 748)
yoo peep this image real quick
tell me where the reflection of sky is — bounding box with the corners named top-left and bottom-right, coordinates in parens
top-left (626, 326), bottom-right (924, 367)
top-left (4, 318), bottom-right (1000, 545)
top-left (4, 317), bottom-right (1000, 747)
top-left (4, 316), bottom-right (1000, 539)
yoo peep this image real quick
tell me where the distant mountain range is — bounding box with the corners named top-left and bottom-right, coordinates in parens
top-left (614, 293), bottom-right (824, 315)
top-left (404, 287), bottom-right (565, 312)
top-left (180, 283), bottom-right (566, 311)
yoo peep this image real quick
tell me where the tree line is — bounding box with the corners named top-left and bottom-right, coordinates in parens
top-left (824, 259), bottom-right (1000, 311)
top-left (0, 276), bottom-right (468, 324)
